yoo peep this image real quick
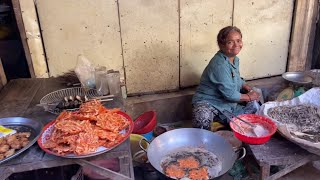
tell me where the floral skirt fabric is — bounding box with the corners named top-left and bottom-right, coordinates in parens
top-left (192, 101), bottom-right (258, 130)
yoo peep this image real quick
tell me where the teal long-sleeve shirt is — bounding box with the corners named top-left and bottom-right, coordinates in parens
top-left (192, 51), bottom-right (246, 115)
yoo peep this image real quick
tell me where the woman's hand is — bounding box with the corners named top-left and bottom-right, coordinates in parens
top-left (242, 84), bottom-right (252, 93)
top-left (247, 90), bottom-right (260, 101)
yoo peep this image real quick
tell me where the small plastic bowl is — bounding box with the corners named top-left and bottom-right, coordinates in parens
top-left (132, 111), bottom-right (157, 134)
top-left (229, 114), bottom-right (277, 145)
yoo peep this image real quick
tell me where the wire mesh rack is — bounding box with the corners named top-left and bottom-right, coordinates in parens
top-left (39, 87), bottom-right (99, 114)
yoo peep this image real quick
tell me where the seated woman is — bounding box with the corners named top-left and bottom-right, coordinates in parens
top-left (192, 26), bottom-right (260, 130)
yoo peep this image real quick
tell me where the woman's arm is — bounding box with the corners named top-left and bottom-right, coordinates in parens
top-left (242, 84), bottom-right (252, 92)
top-left (240, 88), bottom-right (260, 102)
top-left (240, 93), bottom-right (251, 102)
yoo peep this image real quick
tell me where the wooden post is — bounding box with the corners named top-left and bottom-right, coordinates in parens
top-left (287, 0), bottom-right (319, 72)
top-left (11, 0), bottom-right (35, 78)
top-left (14, 0), bottom-right (49, 78)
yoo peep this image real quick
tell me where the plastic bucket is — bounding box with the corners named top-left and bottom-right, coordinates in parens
top-left (130, 134), bottom-right (148, 157)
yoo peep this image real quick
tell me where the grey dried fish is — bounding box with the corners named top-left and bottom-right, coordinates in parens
top-left (267, 104), bottom-right (320, 142)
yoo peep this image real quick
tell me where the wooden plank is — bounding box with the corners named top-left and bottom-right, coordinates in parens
top-left (11, 0), bottom-right (35, 78)
top-left (19, 0), bottom-right (49, 78)
top-left (0, 79), bottom-right (41, 117)
top-left (180, 0), bottom-right (233, 87)
top-left (288, 0), bottom-right (319, 71)
top-left (234, 0), bottom-right (294, 79)
top-left (1, 145), bottom-right (45, 166)
top-left (249, 135), bottom-right (311, 166)
top-left (2, 160), bottom-right (76, 180)
top-left (0, 79), bottom-right (40, 102)
top-left (75, 159), bottom-right (132, 180)
top-left (266, 156), bottom-right (314, 180)
top-left (0, 167), bottom-right (12, 180)
top-left (259, 163), bottom-right (270, 180)
top-left (35, 0), bottom-right (123, 77)
top-left (119, 0), bottom-right (179, 94)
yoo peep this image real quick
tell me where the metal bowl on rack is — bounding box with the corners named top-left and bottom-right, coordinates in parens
top-left (282, 71), bottom-right (313, 84)
top-left (39, 87), bottom-right (100, 114)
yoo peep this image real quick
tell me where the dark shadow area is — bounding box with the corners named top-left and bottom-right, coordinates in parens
top-left (8, 164), bottom-right (80, 180)
top-left (0, 0), bottom-right (30, 81)
top-left (312, 7), bottom-right (320, 69)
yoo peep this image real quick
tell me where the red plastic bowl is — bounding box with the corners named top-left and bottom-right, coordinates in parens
top-left (229, 114), bottom-right (277, 145)
top-left (132, 111), bottom-right (157, 134)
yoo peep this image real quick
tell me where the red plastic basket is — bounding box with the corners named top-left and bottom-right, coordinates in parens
top-left (229, 114), bottom-right (277, 145)
top-left (132, 111), bottom-right (157, 134)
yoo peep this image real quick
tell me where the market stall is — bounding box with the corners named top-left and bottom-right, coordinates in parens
top-left (0, 78), bottom-right (134, 180)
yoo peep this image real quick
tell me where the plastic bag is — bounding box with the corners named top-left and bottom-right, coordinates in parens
top-left (74, 55), bottom-right (95, 89)
top-left (252, 100), bottom-right (261, 111)
top-left (243, 101), bottom-right (261, 114)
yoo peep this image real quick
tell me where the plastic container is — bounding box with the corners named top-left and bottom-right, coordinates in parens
top-left (106, 72), bottom-right (121, 95)
top-left (94, 66), bottom-right (109, 95)
top-left (229, 114), bottom-right (277, 145)
top-left (130, 134), bottom-right (148, 157)
top-left (142, 131), bottom-right (153, 141)
top-left (132, 111), bottom-right (157, 134)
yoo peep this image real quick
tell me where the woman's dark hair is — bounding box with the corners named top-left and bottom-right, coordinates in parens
top-left (217, 26), bottom-right (242, 47)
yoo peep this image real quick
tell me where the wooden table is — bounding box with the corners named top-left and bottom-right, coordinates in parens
top-left (248, 134), bottom-right (320, 180)
top-left (0, 78), bottom-right (134, 180)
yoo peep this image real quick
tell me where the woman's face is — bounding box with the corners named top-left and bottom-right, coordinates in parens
top-left (220, 31), bottom-right (243, 57)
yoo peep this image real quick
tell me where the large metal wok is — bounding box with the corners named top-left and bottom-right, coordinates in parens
top-left (139, 128), bottom-right (245, 179)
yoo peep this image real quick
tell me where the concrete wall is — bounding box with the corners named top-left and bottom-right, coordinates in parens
top-left (125, 76), bottom-right (288, 124)
top-left (119, 0), bottom-right (179, 94)
top-left (234, 0), bottom-right (293, 79)
top-left (35, 0), bottom-right (294, 95)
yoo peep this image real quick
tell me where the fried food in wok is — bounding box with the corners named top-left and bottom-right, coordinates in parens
top-left (42, 100), bottom-right (130, 156)
top-left (164, 163), bottom-right (186, 179)
top-left (0, 132), bottom-right (31, 160)
top-left (178, 156), bottom-right (200, 169)
top-left (189, 167), bottom-right (209, 180)
top-left (161, 147), bottom-right (221, 180)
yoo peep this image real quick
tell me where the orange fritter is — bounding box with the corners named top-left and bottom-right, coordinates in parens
top-left (188, 167), bottom-right (209, 180)
top-left (42, 100), bottom-right (130, 156)
top-left (165, 163), bottom-right (186, 179)
top-left (177, 156), bottom-right (200, 169)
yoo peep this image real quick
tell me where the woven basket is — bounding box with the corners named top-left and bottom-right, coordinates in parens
top-left (307, 69), bottom-right (320, 86)
top-left (40, 87), bottom-right (99, 114)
